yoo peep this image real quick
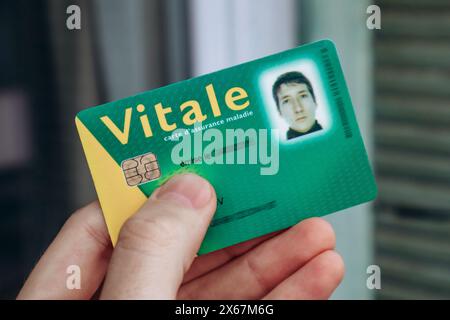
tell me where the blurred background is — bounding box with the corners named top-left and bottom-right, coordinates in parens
top-left (0, 0), bottom-right (449, 299)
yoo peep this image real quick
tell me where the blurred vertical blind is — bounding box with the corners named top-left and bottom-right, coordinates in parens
top-left (374, 0), bottom-right (450, 299)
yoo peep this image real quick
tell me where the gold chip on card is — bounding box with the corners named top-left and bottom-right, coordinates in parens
top-left (121, 152), bottom-right (161, 186)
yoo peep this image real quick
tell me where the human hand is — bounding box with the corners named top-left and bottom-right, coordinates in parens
top-left (17, 173), bottom-right (344, 299)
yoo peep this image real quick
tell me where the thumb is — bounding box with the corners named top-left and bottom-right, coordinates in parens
top-left (100, 173), bottom-right (216, 299)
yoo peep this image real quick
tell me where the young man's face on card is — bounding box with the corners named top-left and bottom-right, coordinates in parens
top-left (277, 82), bottom-right (317, 133)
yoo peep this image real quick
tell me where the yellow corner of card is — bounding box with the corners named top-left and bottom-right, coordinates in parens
top-left (75, 117), bottom-right (147, 245)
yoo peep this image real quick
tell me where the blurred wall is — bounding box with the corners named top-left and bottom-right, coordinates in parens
top-left (301, 0), bottom-right (375, 299)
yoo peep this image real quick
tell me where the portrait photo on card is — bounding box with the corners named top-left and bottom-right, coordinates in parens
top-left (259, 59), bottom-right (332, 143)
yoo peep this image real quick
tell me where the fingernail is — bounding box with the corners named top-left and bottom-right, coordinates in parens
top-left (156, 174), bottom-right (212, 209)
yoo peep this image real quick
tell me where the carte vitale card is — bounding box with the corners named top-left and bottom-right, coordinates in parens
top-left (76, 39), bottom-right (377, 254)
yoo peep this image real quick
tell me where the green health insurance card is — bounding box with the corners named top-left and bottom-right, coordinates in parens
top-left (75, 39), bottom-right (377, 254)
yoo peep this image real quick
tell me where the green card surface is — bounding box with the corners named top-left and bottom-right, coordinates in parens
top-left (76, 39), bottom-right (377, 254)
